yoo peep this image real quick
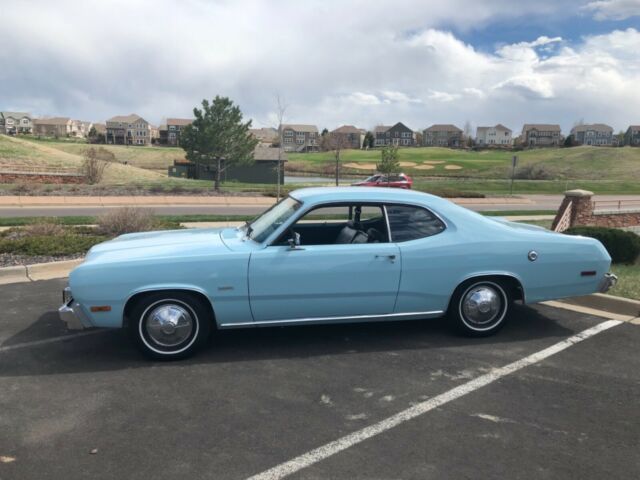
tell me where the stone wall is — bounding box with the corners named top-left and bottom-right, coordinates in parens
top-left (552, 189), bottom-right (640, 231)
top-left (0, 172), bottom-right (85, 184)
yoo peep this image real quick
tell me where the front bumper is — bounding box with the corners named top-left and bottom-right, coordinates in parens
top-left (58, 287), bottom-right (91, 330)
top-left (598, 273), bottom-right (618, 293)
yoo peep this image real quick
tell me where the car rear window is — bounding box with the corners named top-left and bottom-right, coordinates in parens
top-left (386, 204), bottom-right (445, 242)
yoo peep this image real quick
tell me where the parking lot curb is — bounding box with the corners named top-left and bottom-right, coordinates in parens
top-left (560, 293), bottom-right (640, 318)
top-left (0, 259), bottom-right (83, 284)
top-left (0, 265), bottom-right (29, 285)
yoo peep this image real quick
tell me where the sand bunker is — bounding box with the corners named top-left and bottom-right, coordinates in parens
top-left (444, 165), bottom-right (463, 170)
top-left (399, 161), bottom-right (417, 167)
top-left (344, 162), bottom-right (377, 170)
top-left (414, 165), bottom-right (435, 170)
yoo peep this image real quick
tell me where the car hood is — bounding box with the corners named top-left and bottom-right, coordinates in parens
top-left (84, 228), bottom-right (230, 264)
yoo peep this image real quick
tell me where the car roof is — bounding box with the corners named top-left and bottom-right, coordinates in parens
top-left (289, 186), bottom-right (448, 208)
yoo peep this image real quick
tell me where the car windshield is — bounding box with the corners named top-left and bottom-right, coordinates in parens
top-left (245, 196), bottom-right (302, 243)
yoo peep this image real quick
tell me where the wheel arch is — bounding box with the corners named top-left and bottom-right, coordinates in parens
top-left (447, 273), bottom-right (525, 313)
top-left (123, 287), bottom-right (216, 328)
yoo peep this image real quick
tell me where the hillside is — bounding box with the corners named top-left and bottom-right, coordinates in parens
top-left (0, 135), bottom-right (168, 183)
top-left (288, 146), bottom-right (640, 181)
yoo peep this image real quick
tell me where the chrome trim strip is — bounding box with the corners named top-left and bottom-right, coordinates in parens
top-left (220, 310), bottom-right (444, 327)
top-left (383, 205), bottom-right (393, 242)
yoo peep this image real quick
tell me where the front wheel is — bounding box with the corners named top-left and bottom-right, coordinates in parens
top-left (449, 280), bottom-right (510, 336)
top-left (129, 292), bottom-right (212, 360)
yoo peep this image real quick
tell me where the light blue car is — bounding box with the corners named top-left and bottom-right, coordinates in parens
top-left (59, 187), bottom-right (616, 359)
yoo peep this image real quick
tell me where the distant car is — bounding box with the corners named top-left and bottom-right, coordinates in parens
top-left (59, 187), bottom-right (616, 360)
top-left (352, 173), bottom-right (412, 189)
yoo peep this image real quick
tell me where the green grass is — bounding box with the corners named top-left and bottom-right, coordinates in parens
top-left (610, 264), bottom-right (640, 300)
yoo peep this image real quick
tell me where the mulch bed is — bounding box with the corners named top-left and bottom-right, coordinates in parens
top-left (0, 253), bottom-right (83, 268)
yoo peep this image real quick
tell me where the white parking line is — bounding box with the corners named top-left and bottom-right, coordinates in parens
top-left (247, 319), bottom-right (622, 480)
top-left (0, 330), bottom-right (106, 353)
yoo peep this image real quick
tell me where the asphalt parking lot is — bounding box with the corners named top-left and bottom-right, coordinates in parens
top-left (1, 279), bottom-right (639, 480)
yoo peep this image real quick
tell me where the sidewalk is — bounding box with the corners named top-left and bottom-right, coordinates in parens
top-left (0, 195), bottom-right (532, 208)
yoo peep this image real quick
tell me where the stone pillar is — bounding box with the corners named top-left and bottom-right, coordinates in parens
top-left (551, 189), bottom-right (594, 230)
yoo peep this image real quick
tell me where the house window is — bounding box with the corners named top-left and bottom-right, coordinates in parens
top-left (296, 138), bottom-right (304, 144)
top-left (284, 130), bottom-right (293, 137)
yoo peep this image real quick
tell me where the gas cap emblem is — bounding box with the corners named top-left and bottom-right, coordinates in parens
top-left (528, 250), bottom-right (538, 262)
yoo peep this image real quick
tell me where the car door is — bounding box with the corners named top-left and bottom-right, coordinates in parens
top-left (248, 204), bottom-right (401, 323)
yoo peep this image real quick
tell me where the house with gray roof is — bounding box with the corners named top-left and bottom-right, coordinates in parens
top-left (521, 124), bottom-right (562, 147)
top-left (375, 122), bottom-right (415, 147)
top-left (570, 124), bottom-right (613, 146)
top-left (624, 125), bottom-right (640, 146)
top-left (422, 124), bottom-right (462, 147)
top-left (0, 111), bottom-right (32, 134)
top-left (281, 124), bottom-right (319, 152)
top-left (330, 125), bottom-right (365, 149)
top-left (106, 114), bottom-right (151, 145)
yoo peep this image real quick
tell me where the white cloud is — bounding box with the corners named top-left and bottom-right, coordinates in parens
top-left (581, 0), bottom-right (640, 20)
top-left (0, 1), bottom-right (638, 133)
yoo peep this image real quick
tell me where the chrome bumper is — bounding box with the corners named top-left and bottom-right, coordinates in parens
top-left (598, 273), bottom-right (618, 293)
top-left (58, 287), bottom-right (91, 330)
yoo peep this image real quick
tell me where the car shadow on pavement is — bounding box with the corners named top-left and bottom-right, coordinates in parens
top-left (0, 303), bottom-right (582, 377)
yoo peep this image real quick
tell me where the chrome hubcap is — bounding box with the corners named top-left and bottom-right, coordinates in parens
top-left (145, 304), bottom-right (194, 348)
top-left (462, 286), bottom-right (502, 326)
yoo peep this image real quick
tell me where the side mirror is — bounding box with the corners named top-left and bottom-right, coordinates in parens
top-left (287, 231), bottom-right (301, 249)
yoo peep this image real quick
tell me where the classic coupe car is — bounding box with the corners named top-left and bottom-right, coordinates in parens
top-left (60, 187), bottom-right (616, 359)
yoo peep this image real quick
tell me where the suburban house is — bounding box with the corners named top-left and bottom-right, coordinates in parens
top-left (422, 124), bottom-right (463, 147)
top-left (281, 124), bottom-right (319, 152)
top-left (521, 124), bottom-right (562, 147)
top-left (106, 114), bottom-right (151, 145)
top-left (92, 123), bottom-right (106, 136)
top-left (570, 124), bottom-right (614, 146)
top-left (32, 117), bottom-right (74, 137)
top-left (250, 127), bottom-right (278, 146)
top-left (624, 126), bottom-right (640, 146)
top-left (0, 111), bottom-right (32, 134)
top-left (374, 122), bottom-right (415, 147)
top-left (168, 145), bottom-right (287, 184)
top-left (330, 125), bottom-right (365, 149)
top-left (476, 124), bottom-right (512, 146)
top-left (160, 118), bottom-right (192, 146)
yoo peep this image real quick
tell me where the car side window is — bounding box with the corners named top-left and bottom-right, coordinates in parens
top-left (386, 204), bottom-right (445, 242)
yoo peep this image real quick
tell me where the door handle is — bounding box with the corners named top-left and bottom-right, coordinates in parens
top-left (375, 254), bottom-right (396, 262)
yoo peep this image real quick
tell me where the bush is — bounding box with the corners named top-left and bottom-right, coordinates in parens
top-left (514, 164), bottom-right (553, 180)
top-left (23, 218), bottom-right (65, 237)
top-left (82, 147), bottom-right (112, 184)
top-left (565, 226), bottom-right (640, 264)
top-left (97, 207), bottom-right (156, 236)
top-left (0, 234), bottom-right (106, 256)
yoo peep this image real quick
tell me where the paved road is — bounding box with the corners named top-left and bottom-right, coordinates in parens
top-left (1, 194), bottom-right (639, 217)
top-left (1, 279), bottom-right (638, 479)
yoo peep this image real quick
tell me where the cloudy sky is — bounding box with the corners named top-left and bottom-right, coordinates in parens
top-left (1, 0), bottom-right (639, 133)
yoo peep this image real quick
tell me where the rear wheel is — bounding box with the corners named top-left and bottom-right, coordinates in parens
top-left (449, 279), bottom-right (510, 336)
top-left (129, 292), bottom-right (212, 360)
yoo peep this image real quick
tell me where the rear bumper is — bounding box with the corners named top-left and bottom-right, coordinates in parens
top-left (598, 273), bottom-right (618, 293)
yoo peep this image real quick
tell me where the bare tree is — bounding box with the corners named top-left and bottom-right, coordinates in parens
top-left (275, 94), bottom-right (288, 201)
top-left (463, 120), bottom-right (474, 148)
top-left (82, 147), bottom-right (111, 184)
top-left (320, 131), bottom-right (350, 186)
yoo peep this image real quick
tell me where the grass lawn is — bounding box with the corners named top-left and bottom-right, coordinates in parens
top-left (610, 264), bottom-right (640, 300)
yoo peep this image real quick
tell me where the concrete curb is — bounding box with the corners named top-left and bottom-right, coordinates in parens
top-left (561, 293), bottom-right (640, 318)
top-left (0, 265), bottom-right (29, 285)
top-left (26, 259), bottom-right (84, 282)
top-left (0, 259), bottom-right (83, 284)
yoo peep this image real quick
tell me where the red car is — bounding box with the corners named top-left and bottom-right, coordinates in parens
top-left (351, 173), bottom-right (413, 189)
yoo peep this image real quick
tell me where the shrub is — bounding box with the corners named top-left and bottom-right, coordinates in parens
top-left (23, 218), bottom-right (65, 237)
top-left (514, 164), bottom-right (553, 180)
top-left (565, 226), bottom-right (640, 264)
top-left (82, 147), bottom-right (111, 184)
top-left (0, 234), bottom-right (106, 256)
top-left (97, 207), bottom-right (156, 236)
